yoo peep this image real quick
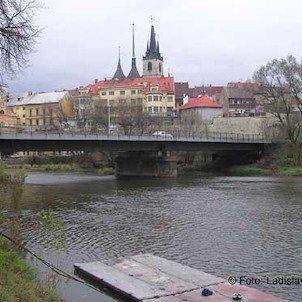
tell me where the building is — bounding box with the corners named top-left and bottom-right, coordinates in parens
top-left (142, 24), bottom-right (163, 78)
top-left (0, 97), bottom-right (19, 132)
top-left (219, 83), bottom-right (259, 117)
top-left (189, 85), bottom-right (223, 102)
top-left (87, 76), bottom-right (175, 117)
top-left (178, 95), bottom-right (222, 123)
top-left (7, 91), bottom-right (74, 130)
top-left (175, 82), bottom-right (189, 107)
top-left (84, 23), bottom-right (175, 118)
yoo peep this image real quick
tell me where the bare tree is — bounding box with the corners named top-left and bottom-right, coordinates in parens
top-left (253, 55), bottom-right (302, 163)
top-left (132, 111), bottom-right (154, 135)
top-left (116, 105), bottom-right (134, 135)
top-left (0, 0), bottom-right (42, 79)
top-left (91, 103), bottom-right (109, 134)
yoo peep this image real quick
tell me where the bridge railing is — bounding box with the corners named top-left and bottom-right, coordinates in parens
top-left (0, 125), bottom-right (268, 143)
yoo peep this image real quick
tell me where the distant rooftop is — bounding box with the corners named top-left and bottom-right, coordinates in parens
top-left (178, 95), bottom-right (222, 110)
top-left (7, 91), bottom-right (69, 106)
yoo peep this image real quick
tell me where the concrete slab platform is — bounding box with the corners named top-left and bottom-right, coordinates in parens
top-left (74, 254), bottom-right (286, 302)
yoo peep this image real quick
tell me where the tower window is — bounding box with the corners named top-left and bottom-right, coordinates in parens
top-left (148, 62), bottom-right (152, 71)
top-left (159, 63), bottom-right (162, 73)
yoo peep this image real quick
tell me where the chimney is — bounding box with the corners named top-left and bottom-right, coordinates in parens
top-left (95, 79), bottom-right (98, 84)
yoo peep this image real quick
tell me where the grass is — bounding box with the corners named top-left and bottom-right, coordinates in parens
top-left (0, 236), bottom-right (61, 302)
top-left (97, 167), bottom-right (114, 175)
top-left (8, 163), bottom-right (81, 172)
top-left (276, 166), bottom-right (302, 176)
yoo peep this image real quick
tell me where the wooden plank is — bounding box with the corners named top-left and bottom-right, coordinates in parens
top-left (74, 261), bottom-right (170, 301)
top-left (130, 254), bottom-right (224, 287)
top-left (114, 258), bottom-right (199, 294)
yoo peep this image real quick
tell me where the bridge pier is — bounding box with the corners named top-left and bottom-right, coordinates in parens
top-left (115, 151), bottom-right (177, 177)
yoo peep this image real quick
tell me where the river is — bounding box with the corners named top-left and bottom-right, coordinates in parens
top-left (2, 172), bottom-right (302, 302)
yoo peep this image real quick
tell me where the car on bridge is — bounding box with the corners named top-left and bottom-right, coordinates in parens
top-left (152, 131), bottom-right (173, 138)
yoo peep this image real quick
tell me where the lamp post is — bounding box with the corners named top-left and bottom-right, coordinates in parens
top-left (108, 99), bottom-right (111, 135)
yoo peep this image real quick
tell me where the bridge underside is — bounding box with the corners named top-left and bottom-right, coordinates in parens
top-left (0, 138), bottom-right (264, 153)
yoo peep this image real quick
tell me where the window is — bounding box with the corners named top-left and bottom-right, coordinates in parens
top-left (159, 107), bottom-right (162, 112)
top-left (153, 96), bottom-right (159, 101)
top-left (131, 90), bottom-right (136, 95)
top-left (167, 96), bottom-right (173, 102)
top-left (109, 100), bottom-right (114, 106)
top-left (119, 99), bottom-right (126, 105)
top-left (22, 114), bottom-right (25, 118)
top-left (36, 119), bottom-right (39, 126)
top-left (120, 91), bottom-right (125, 95)
top-left (148, 107), bottom-right (152, 113)
top-left (109, 91), bottom-right (114, 95)
top-left (101, 92), bottom-right (106, 96)
top-left (131, 99), bottom-right (136, 105)
top-left (29, 109), bottom-right (32, 116)
top-left (154, 106), bottom-right (158, 112)
top-left (43, 108), bottom-right (46, 116)
top-left (138, 90), bottom-right (143, 94)
top-left (159, 63), bottom-right (162, 73)
top-left (29, 119), bottom-right (32, 126)
top-left (159, 96), bottom-right (162, 101)
top-left (151, 87), bottom-right (158, 92)
top-left (36, 108), bottom-right (39, 115)
top-left (148, 96), bottom-right (152, 102)
top-left (148, 62), bottom-right (152, 71)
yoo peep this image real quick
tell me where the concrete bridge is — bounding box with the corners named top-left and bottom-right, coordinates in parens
top-left (0, 131), bottom-right (269, 177)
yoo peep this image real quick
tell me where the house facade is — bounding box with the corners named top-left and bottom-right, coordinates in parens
top-left (219, 83), bottom-right (258, 117)
top-left (178, 95), bottom-right (222, 123)
top-left (86, 77), bottom-right (175, 117)
top-left (7, 91), bottom-right (74, 130)
top-left (0, 98), bottom-right (19, 132)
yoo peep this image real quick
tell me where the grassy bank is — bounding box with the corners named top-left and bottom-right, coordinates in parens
top-left (0, 236), bottom-right (61, 302)
top-left (227, 144), bottom-right (302, 176)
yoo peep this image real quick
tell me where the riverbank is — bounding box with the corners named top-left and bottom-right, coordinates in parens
top-left (7, 163), bottom-right (114, 175)
top-left (0, 236), bottom-right (61, 302)
top-left (226, 165), bottom-right (302, 176)
top-left (227, 143), bottom-right (302, 176)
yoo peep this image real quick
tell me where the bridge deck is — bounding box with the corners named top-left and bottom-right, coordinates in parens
top-left (74, 254), bottom-right (284, 302)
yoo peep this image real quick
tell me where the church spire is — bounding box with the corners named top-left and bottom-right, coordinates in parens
top-left (112, 46), bottom-right (125, 80)
top-left (127, 23), bottom-right (140, 79)
top-left (143, 23), bottom-right (163, 61)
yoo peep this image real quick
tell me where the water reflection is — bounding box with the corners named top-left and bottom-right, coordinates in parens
top-left (2, 172), bottom-right (302, 302)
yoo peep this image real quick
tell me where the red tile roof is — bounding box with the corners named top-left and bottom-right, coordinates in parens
top-left (86, 77), bottom-right (175, 95)
top-left (189, 86), bottom-right (223, 98)
top-left (178, 95), bottom-right (222, 110)
top-left (227, 82), bottom-right (259, 89)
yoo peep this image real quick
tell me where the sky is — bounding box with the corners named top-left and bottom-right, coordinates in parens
top-left (6, 0), bottom-right (302, 92)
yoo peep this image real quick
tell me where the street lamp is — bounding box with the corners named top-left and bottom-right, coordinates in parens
top-left (108, 99), bottom-right (111, 135)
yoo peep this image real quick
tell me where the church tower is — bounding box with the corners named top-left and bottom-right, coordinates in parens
top-left (112, 47), bottom-right (126, 80)
top-left (143, 24), bottom-right (163, 77)
top-left (127, 23), bottom-right (140, 79)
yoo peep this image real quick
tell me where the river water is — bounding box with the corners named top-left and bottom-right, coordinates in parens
top-left (2, 172), bottom-right (302, 302)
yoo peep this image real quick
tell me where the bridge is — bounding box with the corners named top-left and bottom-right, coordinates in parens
top-left (0, 131), bottom-right (269, 177)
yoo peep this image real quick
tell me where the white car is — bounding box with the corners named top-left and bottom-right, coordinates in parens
top-left (152, 131), bottom-right (173, 138)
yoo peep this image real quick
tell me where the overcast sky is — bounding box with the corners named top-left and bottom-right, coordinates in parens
top-left (6, 0), bottom-right (302, 92)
